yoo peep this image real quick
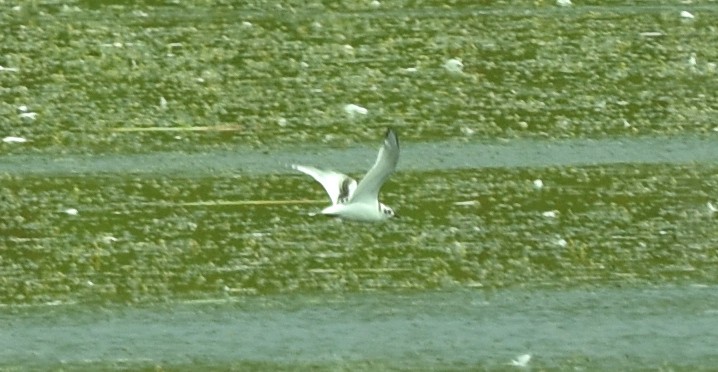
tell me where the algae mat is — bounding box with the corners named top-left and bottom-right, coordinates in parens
top-left (0, 2), bottom-right (717, 153)
top-left (2, 153), bottom-right (718, 303)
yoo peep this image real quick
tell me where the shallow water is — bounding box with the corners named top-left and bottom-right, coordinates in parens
top-left (3, 285), bottom-right (718, 370)
top-left (2, 135), bottom-right (718, 176)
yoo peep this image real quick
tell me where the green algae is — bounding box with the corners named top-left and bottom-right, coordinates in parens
top-left (0, 2), bottom-right (717, 155)
top-left (2, 162), bottom-right (717, 305)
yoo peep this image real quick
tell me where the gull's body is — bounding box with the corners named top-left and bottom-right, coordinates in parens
top-left (292, 128), bottom-right (399, 222)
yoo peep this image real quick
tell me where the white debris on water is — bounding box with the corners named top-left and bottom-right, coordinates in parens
top-left (533, 179), bottom-right (544, 189)
top-left (3, 136), bottom-right (28, 143)
top-left (0, 65), bottom-right (19, 72)
top-left (510, 353), bottom-right (531, 367)
top-left (707, 202), bottom-right (717, 215)
top-left (60, 4), bottom-right (81, 12)
top-left (19, 112), bottom-right (37, 120)
top-left (344, 103), bottom-right (368, 118)
top-left (688, 53), bottom-right (697, 68)
top-left (443, 58), bottom-right (464, 74)
top-left (460, 126), bottom-right (475, 136)
top-left (542, 210), bottom-right (559, 218)
top-left (556, 0), bottom-right (571, 7)
top-left (639, 31), bottom-right (664, 38)
top-left (159, 96), bottom-right (168, 110)
top-left (453, 200), bottom-right (479, 206)
top-left (18, 105), bottom-right (37, 120)
top-left (64, 208), bottom-right (79, 216)
top-left (101, 236), bottom-right (119, 244)
top-left (680, 10), bottom-right (695, 19)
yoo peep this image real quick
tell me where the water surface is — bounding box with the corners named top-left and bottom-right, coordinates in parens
top-left (3, 286), bottom-right (717, 370)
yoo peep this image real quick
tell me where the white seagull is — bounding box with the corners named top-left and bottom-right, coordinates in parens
top-left (292, 128), bottom-right (400, 221)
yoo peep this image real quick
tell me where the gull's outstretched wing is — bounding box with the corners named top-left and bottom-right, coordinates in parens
top-left (349, 128), bottom-right (399, 205)
top-left (292, 164), bottom-right (357, 205)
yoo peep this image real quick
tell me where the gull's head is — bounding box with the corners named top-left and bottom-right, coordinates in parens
top-left (380, 203), bottom-right (398, 219)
